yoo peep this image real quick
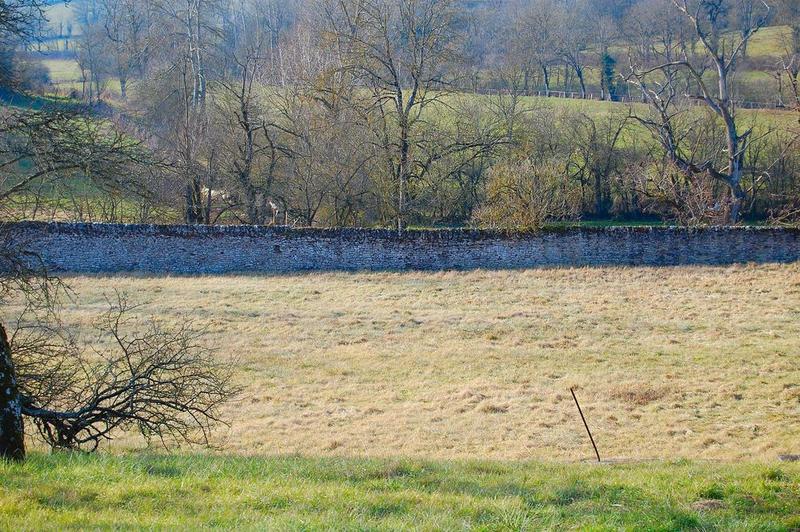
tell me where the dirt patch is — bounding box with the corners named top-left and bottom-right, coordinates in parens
top-left (456, 388), bottom-right (489, 402)
top-left (478, 402), bottom-right (509, 414)
top-left (610, 384), bottom-right (669, 406)
top-left (691, 499), bottom-right (726, 512)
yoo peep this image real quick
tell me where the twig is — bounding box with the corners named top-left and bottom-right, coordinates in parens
top-left (571, 387), bottom-right (601, 463)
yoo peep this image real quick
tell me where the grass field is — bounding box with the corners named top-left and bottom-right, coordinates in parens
top-left (1, 453), bottom-right (798, 529)
top-left (40, 58), bottom-right (81, 82)
top-left (10, 265), bottom-right (797, 462)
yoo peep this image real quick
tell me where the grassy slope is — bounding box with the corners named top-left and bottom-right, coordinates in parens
top-left (15, 266), bottom-right (798, 462)
top-left (41, 58), bottom-right (81, 82)
top-left (746, 25), bottom-right (793, 59)
top-left (1, 453), bottom-right (798, 530)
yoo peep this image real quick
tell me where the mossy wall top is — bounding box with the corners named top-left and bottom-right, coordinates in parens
top-left (5, 222), bottom-right (800, 273)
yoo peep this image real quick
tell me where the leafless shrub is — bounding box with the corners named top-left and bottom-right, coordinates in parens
top-left (474, 157), bottom-right (581, 230)
top-left (632, 162), bottom-right (734, 226)
top-left (768, 200), bottom-right (800, 226)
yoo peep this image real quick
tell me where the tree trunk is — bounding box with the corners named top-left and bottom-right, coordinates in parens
top-left (729, 179), bottom-right (746, 223)
top-left (245, 188), bottom-right (260, 225)
top-left (185, 181), bottom-right (204, 224)
top-left (541, 64), bottom-right (550, 97)
top-left (594, 172), bottom-right (609, 217)
top-left (716, 58), bottom-right (746, 224)
top-left (575, 65), bottom-right (587, 99)
top-left (0, 323), bottom-right (25, 461)
top-left (398, 117), bottom-right (410, 233)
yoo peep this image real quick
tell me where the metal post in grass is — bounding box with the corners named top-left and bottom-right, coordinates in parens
top-left (570, 387), bottom-right (600, 463)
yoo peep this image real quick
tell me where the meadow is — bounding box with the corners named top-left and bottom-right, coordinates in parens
top-left (12, 264), bottom-right (798, 462)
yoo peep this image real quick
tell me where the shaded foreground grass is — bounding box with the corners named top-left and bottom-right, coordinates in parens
top-left (1, 453), bottom-right (798, 530)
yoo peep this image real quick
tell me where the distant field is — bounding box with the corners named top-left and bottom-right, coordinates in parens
top-left (45, 3), bottom-right (75, 31)
top-left (11, 265), bottom-right (797, 462)
top-left (746, 25), bottom-right (793, 59)
top-left (1, 453), bottom-right (798, 529)
top-left (40, 57), bottom-right (124, 99)
top-left (41, 58), bottom-right (81, 82)
top-left (37, 55), bottom-right (796, 108)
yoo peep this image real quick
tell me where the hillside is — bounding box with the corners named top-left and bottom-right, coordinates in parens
top-left (37, 0), bottom-right (799, 105)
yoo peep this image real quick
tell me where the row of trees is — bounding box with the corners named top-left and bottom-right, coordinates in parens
top-left (68, 0), bottom-right (800, 103)
top-left (28, 0), bottom-right (791, 227)
top-left (0, 0), bottom-right (798, 229)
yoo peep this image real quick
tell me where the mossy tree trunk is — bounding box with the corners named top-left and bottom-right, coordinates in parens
top-left (0, 323), bottom-right (25, 461)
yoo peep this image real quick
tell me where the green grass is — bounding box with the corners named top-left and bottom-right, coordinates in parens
top-left (40, 59), bottom-right (82, 82)
top-left (1, 453), bottom-right (798, 530)
top-left (746, 25), bottom-right (794, 60)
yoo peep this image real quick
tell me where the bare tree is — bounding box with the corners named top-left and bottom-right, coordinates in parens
top-left (214, 16), bottom-right (285, 225)
top-left (735, 0), bottom-right (761, 57)
top-left (268, 20), bottom-right (376, 227)
top-left (16, 295), bottom-right (234, 451)
top-left (74, 0), bottom-right (111, 103)
top-left (138, 0), bottom-right (224, 224)
top-left (777, 0), bottom-right (800, 119)
top-left (320, 0), bottom-right (458, 230)
top-left (508, 0), bottom-right (560, 96)
top-left (0, 0), bottom-right (49, 46)
top-left (567, 110), bottom-right (631, 216)
top-left (0, 111), bottom-right (233, 458)
top-left (96, 0), bottom-right (151, 100)
top-left (0, 0), bottom-right (62, 461)
top-left (0, 103), bottom-right (163, 461)
top-left (0, 222), bottom-right (61, 461)
top-left (554, 1), bottom-right (592, 98)
top-left (626, 0), bottom-right (772, 222)
top-left (321, 0), bottom-right (503, 230)
top-left (623, 0), bottom-right (693, 101)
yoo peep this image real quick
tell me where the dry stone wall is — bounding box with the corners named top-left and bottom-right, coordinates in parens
top-left (4, 222), bottom-right (800, 274)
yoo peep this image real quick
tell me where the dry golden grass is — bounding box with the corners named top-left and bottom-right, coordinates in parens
top-left (11, 264), bottom-right (800, 461)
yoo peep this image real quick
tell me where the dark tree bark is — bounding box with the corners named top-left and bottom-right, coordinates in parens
top-left (541, 63), bottom-right (551, 96)
top-left (0, 323), bottom-right (25, 461)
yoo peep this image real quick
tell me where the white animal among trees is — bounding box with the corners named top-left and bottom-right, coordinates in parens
top-left (200, 187), bottom-right (230, 202)
top-left (269, 200), bottom-right (280, 224)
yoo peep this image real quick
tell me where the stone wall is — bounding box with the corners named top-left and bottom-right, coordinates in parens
top-left (4, 221), bottom-right (800, 274)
